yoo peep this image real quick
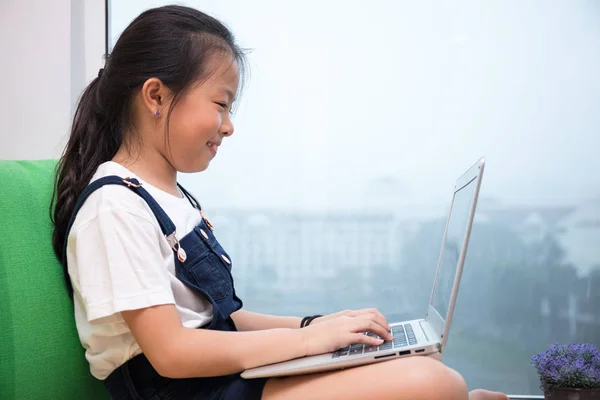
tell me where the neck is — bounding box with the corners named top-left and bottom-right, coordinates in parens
top-left (112, 144), bottom-right (181, 198)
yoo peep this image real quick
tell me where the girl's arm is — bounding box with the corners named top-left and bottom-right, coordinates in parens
top-left (122, 304), bottom-right (307, 379)
top-left (231, 309), bottom-right (302, 330)
top-left (122, 303), bottom-right (391, 379)
top-left (231, 309), bottom-right (390, 332)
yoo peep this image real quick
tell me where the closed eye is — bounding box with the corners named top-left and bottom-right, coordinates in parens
top-left (217, 102), bottom-right (235, 116)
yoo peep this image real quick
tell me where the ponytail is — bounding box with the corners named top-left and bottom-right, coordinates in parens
top-left (51, 74), bottom-right (123, 297)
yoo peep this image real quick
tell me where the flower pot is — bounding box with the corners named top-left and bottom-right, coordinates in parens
top-left (544, 387), bottom-right (600, 400)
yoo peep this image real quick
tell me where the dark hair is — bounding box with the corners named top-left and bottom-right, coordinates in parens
top-left (51, 5), bottom-right (246, 297)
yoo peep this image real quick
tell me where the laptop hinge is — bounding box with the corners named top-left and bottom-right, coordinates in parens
top-left (419, 320), bottom-right (430, 342)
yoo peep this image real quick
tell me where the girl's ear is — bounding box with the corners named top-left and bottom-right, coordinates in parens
top-left (140, 78), bottom-right (171, 116)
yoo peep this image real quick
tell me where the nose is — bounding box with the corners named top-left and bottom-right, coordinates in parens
top-left (220, 116), bottom-right (234, 137)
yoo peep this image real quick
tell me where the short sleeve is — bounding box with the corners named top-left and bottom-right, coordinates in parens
top-left (68, 207), bottom-right (175, 323)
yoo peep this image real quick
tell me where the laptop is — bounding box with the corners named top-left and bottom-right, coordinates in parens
top-left (241, 157), bottom-right (486, 379)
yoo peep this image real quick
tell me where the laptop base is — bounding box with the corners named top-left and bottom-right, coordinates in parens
top-left (241, 319), bottom-right (441, 379)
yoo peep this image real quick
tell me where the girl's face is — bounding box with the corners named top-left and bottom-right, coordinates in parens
top-left (162, 57), bottom-right (240, 173)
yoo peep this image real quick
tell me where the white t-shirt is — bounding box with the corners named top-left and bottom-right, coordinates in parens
top-left (66, 161), bottom-right (214, 380)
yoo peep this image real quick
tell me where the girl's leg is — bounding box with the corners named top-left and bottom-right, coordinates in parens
top-left (261, 356), bottom-right (469, 400)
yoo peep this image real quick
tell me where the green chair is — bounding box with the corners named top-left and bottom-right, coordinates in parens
top-left (0, 160), bottom-right (106, 399)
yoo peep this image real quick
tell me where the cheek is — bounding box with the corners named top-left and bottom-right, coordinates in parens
top-left (166, 113), bottom-right (222, 171)
top-left (170, 110), bottom-right (220, 147)
top-left (166, 115), bottom-right (214, 171)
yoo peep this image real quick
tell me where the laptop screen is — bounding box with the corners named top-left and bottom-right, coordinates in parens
top-left (430, 176), bottom-right (478, 320)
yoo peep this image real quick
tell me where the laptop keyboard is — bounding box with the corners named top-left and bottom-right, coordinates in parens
top-left (332, 323), bottom-right (418, 358)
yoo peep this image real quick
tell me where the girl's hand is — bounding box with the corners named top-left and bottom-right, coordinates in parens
top-left (310, 308), bottom-right (391, 330)
top-left (299, 311), bottom-right (394, 357)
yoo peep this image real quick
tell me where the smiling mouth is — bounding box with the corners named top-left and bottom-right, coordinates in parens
top-left (207, 142), bottom-right (218, 156)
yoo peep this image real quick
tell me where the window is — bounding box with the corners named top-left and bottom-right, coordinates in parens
top-left (108, 1), bottom-right (600, 396)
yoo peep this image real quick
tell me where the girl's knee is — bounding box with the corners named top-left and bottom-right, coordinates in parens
top-left (397, 357), bottom-right (469, 400)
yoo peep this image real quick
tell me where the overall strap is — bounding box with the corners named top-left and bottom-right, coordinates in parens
top-left (177, 183), bottom-right (213, 231)
top-left (62, 176), bottom-right (178, 267)
top-left (177, 183), bottom-right (202, 211)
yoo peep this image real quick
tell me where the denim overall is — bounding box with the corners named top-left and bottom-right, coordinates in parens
top-left (64, 176), bottom-right (268, 400)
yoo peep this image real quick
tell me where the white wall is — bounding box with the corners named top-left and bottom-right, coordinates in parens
top-left (0, 0), bottom-right (105, 160)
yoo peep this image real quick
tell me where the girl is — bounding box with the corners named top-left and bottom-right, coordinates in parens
top-left (52, 5), bottom-right (511, 400)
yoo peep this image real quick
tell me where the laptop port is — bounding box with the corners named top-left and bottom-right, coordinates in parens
top-left (374, 353), bottom-right (396, 360)
top-left (415, 349), bottom-right (425, 353)
top-left (398, 350), bottom-right (411, 356)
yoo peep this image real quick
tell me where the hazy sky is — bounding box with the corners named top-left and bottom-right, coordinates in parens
top-left (109, 0), bottom-right (600, 211)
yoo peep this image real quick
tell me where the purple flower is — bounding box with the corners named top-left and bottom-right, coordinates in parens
top-left (531, 342), bottom-right (600, 389)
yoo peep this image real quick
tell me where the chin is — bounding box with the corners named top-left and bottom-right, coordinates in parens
top-left (173, 159), bottom-right (210, 174)
top-left (172, 149), bottom-right (214, 173)
top-left (196, 163), bottom-right (210, 173)
top-left (195, 158), bottom-right (212, 173)
top-left (183, 164), bottom-right (210, 174)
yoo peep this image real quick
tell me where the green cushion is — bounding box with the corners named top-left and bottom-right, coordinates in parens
top-left (0, 160), bottom-right (106, 399)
